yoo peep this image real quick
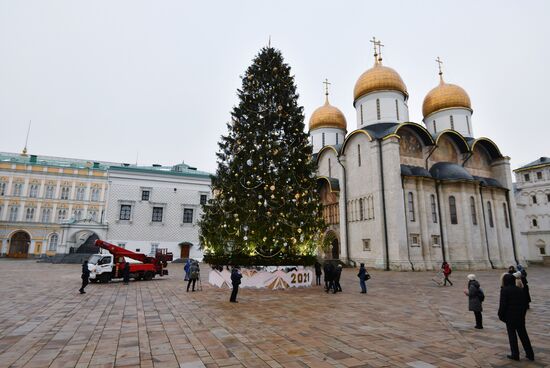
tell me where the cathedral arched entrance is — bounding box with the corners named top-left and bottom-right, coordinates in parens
top-left (8, 231), bottom-right (31, 258)
top-left (331, 238), bottom-right (339, 260)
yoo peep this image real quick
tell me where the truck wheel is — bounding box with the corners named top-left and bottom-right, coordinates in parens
top-left (135, 272), bottom-right (144, 281)
top-left (144, 271), bottom-right (154, 281)
top-left (90, 279), bottom-right (98, 283)
top-left (100, 273), bottom-right (112, 283)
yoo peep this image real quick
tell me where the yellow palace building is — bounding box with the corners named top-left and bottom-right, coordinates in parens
top-left (0, 151), bottom-right (109, 258)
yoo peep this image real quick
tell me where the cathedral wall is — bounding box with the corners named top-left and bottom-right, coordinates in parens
top-left (311, 128), bottom-right (345, 154)
top-left (316, 150), bottom-right (339, 179)
top-left (423, 108), bottom-right (473, 137)
top-left (342, 134), bottom-right (386, 268)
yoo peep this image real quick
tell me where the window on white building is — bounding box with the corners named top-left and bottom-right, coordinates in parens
top-left (76, 187), bottom-right (85, 201)
top-left (328, 158), bottom-right (332, 177)
top-left (152, 207), bottom-right (163, 222)
top-left (13, 183), bottom-right (22, 196)
top-left (430, 194), bottom-right (437, 223)
top-left (25, 207), bottom-right (35, 221)
top-left (183, 208), bottom-right (194, 223)
top-left (119, 205), bottom-right (131, 220)
top-left (487, 201), bottom-right (494, 228)
top-left (450, 115), bottom-right (454, 130)
top-left (537, 171), bottom-right (543, 180)
top-left (200, 194), bottom-right (208, 205)
top-left (395, 99), bottom-right (400, 120)
top-left (359, 198), bottom-right (364, 221)
top-left (532, 218), bottom-right (538, 227)
top-left (408, 192), bottom-right (415, 222)
top-left (433, 120), bottom-right (437, 133)
top-left (322, 132), bottom-right (325, 146)
top-left (57, 209), bottom-right (67, 222)
top-left (88, 210), bottom-right (97, 221)
top-left (73, 210), bottom-right (82, 221)
top-left (362, 239), bottom-right (371, 251)
top-left (410, 234), bottom-right (420, 247)
top-left (0, 204), bottom-right (3, 220)
top-left (360, 104), bottom-right (364, 124)
top-left (142, 189), bottom-right (150, 201)
top-left (470, 196), bottom-right (477, 225)
top-left (547, 193), bottom-right (550, 203)
top-left (150, 243), bottom-right (159, 256)
top-left (29, 184), bottom-right (39, 198)
top-left (524, 173), bottom-right (530, 182)
top-left (41, 208), bottom-right (51, 223)
top-left (532, 195), bottom-right (537, 204)
top-left (503, 203), bottom-right (509, 228)
top-left (335, 133), bottom-right (339, 145)
top-left (118, 243), bottom-right (126, 248)
top-left (449, 196), bottom-right (458, 224)
top-left (91, 188), bottom-right (100, 201)
top-left (48, 234), bottom-right (58, 251)
top-left (540, 247), bottom-right (546, 255)
top-left (357, 144), bottom-right (362, 167)
top-left (45, 185), bottom-right (55, 199)
top-left (60, 187), bottom-right (70, 200)
top-left (0, 182), bottom-right (6, 196)
top-left (431, 235), bottom-right (441, 246)
top-left (9, 206), bottom-right (18, 221)
top-left (376, 99), bottom-right (381, 120)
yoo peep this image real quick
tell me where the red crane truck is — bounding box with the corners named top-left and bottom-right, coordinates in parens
top-left (88, 239), bottom-right (173, 283)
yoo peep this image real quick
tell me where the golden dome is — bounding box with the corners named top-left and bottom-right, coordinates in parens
top-left (309, 97), bottom-right (347, 131)
top-left (353, 60), bottom-right (408, 102)
top-left (422, 77), bottom-right (471, 117)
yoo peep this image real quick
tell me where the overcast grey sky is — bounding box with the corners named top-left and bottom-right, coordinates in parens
top-left (1, 1), bottom-right (549, 175)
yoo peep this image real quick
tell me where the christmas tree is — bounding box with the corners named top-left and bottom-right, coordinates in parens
top-left (199, 46), bottom-right (324, 266)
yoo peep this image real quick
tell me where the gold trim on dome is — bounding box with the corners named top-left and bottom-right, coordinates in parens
top-left (353, 62), bottom-right (408, 102)
top-left (422, 79), bottom-right (471, 117)
top-left (309, 97), bottom-right (347, 131)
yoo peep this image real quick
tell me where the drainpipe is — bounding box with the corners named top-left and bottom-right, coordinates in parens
top-left (435, 181), bottom-right (447, 263)
top-left (378, 139), bottom-right (390, 271)
top-left (425, 146), bottom-right (437, 170)
top-left (462, 152), bottom-right (474, 167)
top-left (336, 156), bottom-right (350, 265)
top-left (479, 185), bottom-right (495, 269)
top-left (505, 190), bottom-right (519, 265)
top-left (401, 176), bottom-right (415, 271)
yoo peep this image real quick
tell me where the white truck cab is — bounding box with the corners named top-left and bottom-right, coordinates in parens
top-left (88, 254), bottom-right (114, 282)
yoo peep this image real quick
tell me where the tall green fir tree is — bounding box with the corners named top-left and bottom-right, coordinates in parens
top-left (199, 46), bottom-right (325, 266)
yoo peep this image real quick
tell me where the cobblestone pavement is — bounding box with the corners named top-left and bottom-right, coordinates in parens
top-left (0, 260), bottom-right (548, 368)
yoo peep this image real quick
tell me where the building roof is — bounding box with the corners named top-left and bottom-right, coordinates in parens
top-left (401, 165), bottom-right (431, 178)
top-left (514, 157), bottom-right (550, 172)
top-left (429, 162), bottom-right (475, 182)
top-left (109, 163), bottom-right (211, 179)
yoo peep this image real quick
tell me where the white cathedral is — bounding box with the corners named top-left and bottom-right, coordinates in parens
top-left (310, 42), bottom-right (520, 270)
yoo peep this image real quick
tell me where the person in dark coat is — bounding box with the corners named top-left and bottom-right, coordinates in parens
top-left (323, 262), bottom-right (331, 290)
top-left (79, 260), bottom-right (90, 294)
top-left (333, 264), bottom-right (343, 293)
top-left (314, 261), bottom-right (322, 286)
top-left (187, 261), bottom-right (199, 292)
top-left (508, 265), bottom-right (516, 274)
top-left (498, 273), bottom-right (534, 361)
top-left (516, 264), bottom-right (531, 309)
top-left (357, 263), bottom-right (368, 294)
top-left (122, 262), bottom-right (131, 285)
top-left (464, 274), bottom-right (483, 329)
top-left (184, 259), bottom-right (191, 281)
top-left (442, 262), bottom-right (453, 286)
top-left (230, 265), bottom-right (242, 303)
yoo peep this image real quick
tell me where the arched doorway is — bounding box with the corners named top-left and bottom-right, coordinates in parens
top-left (75, 233), bottom-right (99, 253)
top-left (331, 238), bottom-right (339, 260)
top-left (8, 231), bottom-right (31, 258)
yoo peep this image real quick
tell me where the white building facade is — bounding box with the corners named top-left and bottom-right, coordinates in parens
top-left (310, 46), bottom-right (520, 270)
top-left (514, 157), bottom-right (550, 262)
top-left (105, 164), bottom-right (211, 261)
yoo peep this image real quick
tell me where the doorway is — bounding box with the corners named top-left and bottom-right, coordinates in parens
top-left (8, 231), bottom-right (31, 258)
top-left (180, 242), bottom-right (192, 259)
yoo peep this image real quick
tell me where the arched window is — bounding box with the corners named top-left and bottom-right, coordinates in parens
top-left (76, 187), bottom-right (85, 201)
top-left (408, 192), bottom-right (415, 222)
top-left (487, 201), bottom-right (494, 228)
top-left (335, 133), bottom-right (339, 145)
top-left (45, 185), bottom-right (55, 199)
top-left (0, 182), bottom-right (6, 196)
top-left (328, 158), bottom-right (332, 177)
top-left (29, 184), bottom-right (39, 198)
top-left (25, 207), bottom-right (35, 221)
top-left (532, 218), bottom-right (538, 227)
top-left (430, 194), bottom-right (437, 223)
top-left (48, 234), bottom-right (58, 251)
top-left (433, 120), bottom-right (437, 133)
top-left (357, 144), bottom-right (362, 167)
top-left (470, 196), bottom-right (477, 225)
top-left (376, 99), bottom-right (381, 120)
top-left (360, 105), bottom-right (364, 124)
top-left (503, 203), bottom-right (509, 228)
top-left (450, 115), bottom-right (454, 130)
top-left (91, 188), bottom-right (100, 201)
top-left (449, 196), bottom-right (458, 224)
top-left (359, 198), bottom-right (364, 220)
top-left (322, 132), bottom-right (325, 146)
top-left (57, 209), bottom-right (67, 222)
top-left (74, 210), bottom-right (82, 221)
top-left (41, 208), bottom-right (51, 223)
top-left (9, 206), bottom-right (18, 221)
top-left (395, 100), bottom-right (400, 120)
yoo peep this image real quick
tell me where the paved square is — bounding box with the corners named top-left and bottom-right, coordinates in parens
top-left (0, 260), bottom-right (548, 368)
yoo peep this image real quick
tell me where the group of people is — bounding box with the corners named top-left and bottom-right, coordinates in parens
top-left (463, 264), bottom-right (534, 362)
top-left (314, 261), bottom-right (370, 294)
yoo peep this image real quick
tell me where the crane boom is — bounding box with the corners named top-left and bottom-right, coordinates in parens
top-left (95, 239), bottom-right (154, 263)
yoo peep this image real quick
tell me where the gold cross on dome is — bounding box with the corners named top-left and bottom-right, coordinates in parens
top-left (376, 40), bottom-right (384, 61)
top-left (323, 78), bottom-right (331, 96)
top-left (436, 56), bottom-right (443, 76)
top-left (369, 37), bottom-right (378, 57)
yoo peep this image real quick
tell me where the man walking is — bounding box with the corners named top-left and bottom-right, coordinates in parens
top-left (79, 260), bottom-right (90, 294)
top-left (314, 261), bottom-right (322, 286)
top-left (358, 263), bottom-right (368, 294)
top-left (122, 262), bottom-right (131, 285)
top-left (442, 262), bottom-right (453, 286)
top-left (230, 265), bottom-right (242, 303)
top-left (187, 260), bottom-right (200, 292)
top-left (464, 274), bottom-right (484, 329)
top-left (333, 264), bottom-right (343, 293)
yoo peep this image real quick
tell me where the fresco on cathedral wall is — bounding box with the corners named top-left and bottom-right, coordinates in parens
top-left (319, 182), bottom-right (338, 205)
top-left (399, 129), bottom-right (423, 159)
top-left (465, 145), bottom-right (493, 177)
top-left (431, 136), bottom-right (459, 163)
